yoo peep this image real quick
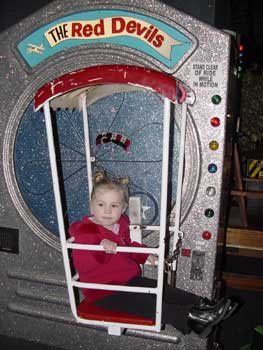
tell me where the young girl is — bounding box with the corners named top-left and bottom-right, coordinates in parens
top-left (69, 171), bottom-right (237, 338)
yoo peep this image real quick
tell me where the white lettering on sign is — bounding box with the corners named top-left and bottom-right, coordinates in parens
top-left (189, 62), bottom-right (223, 90)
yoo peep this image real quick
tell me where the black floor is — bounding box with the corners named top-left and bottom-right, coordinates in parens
top-left (0, 336), bottom-right (63, 350)
top-left (218, 287), bottom-right (263, 350)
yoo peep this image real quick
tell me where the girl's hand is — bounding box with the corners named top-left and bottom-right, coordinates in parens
top-left (100, 239), bottom-right (117, 254)
top-left (146, 254), bottom-right (158, 266)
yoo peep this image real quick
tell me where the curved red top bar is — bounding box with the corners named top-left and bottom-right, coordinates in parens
top-left (34, 65), bottom-right (178, 110)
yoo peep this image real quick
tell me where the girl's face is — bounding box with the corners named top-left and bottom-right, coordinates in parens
top-left (90, 189), bottom-right (127, 228)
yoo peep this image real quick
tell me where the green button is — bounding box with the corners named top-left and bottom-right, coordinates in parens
top-left (205, 208), bottom-right (214, 218)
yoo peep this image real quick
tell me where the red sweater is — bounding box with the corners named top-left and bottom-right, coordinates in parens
top-left (69, 215), bottom-right (149, 301)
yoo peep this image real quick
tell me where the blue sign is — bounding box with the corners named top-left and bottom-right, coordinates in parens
top-left (17, 10), bottom-right (193, 68)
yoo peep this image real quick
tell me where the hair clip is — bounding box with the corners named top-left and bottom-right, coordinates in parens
top-left (93, 170), bottom-right (105, 183)
top-left (115, 177), bottom-right (129, 185)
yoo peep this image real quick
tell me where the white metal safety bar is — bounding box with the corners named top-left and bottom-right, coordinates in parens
top-left (73, 281), bottom-right (157, 294)
top-left (81, 93), bottom-right (93, 199)
top-left (66, 242), bottom-right (158, 254)
top-left (155, 97), bottom-right (170, 329)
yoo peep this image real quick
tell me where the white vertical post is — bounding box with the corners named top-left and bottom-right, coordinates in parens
top-left (172, 102), bottom-right (187, 270)
top-left (155, 97), bottom-right (171, 330)
top-left (80, 93), bottom-right (93, 199)
top-left (43, 102), bottom-right (77, 319)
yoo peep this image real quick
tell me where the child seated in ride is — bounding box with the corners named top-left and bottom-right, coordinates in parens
top-left (69, 171), bottom-right (237, 338)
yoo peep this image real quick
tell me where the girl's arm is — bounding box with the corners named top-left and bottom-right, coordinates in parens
top-left (69, 220), bottom-right (111, 272)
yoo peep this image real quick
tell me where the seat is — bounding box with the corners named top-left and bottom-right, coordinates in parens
top-left (77, 299), bottom-right (155, 325)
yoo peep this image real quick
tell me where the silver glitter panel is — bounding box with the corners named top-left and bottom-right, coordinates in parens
top-left (0, 1), bottom-right (231, 349)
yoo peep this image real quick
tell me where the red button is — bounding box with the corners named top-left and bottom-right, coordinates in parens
top-left (202, 231), bottom-right (212, 240)
top-left (210, 117), bottom-right (220, 127)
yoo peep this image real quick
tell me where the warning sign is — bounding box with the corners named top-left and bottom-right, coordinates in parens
top-left (189, 62), bottom-right (223, 90)
top-left (247, 159), bottom-right (263, 178)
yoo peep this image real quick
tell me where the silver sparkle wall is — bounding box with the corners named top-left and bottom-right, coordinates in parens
top-left (0, 1), bottom-right (232, 350)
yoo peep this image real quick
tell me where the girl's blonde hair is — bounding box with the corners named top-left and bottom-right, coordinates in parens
top-left (91, 170), bottom-right (129, 205)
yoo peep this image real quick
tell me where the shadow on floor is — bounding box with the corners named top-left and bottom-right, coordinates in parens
top-left (218, 288), bottom-right (263, 350)
top-left (0, 335), bottom-right (64, 350)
